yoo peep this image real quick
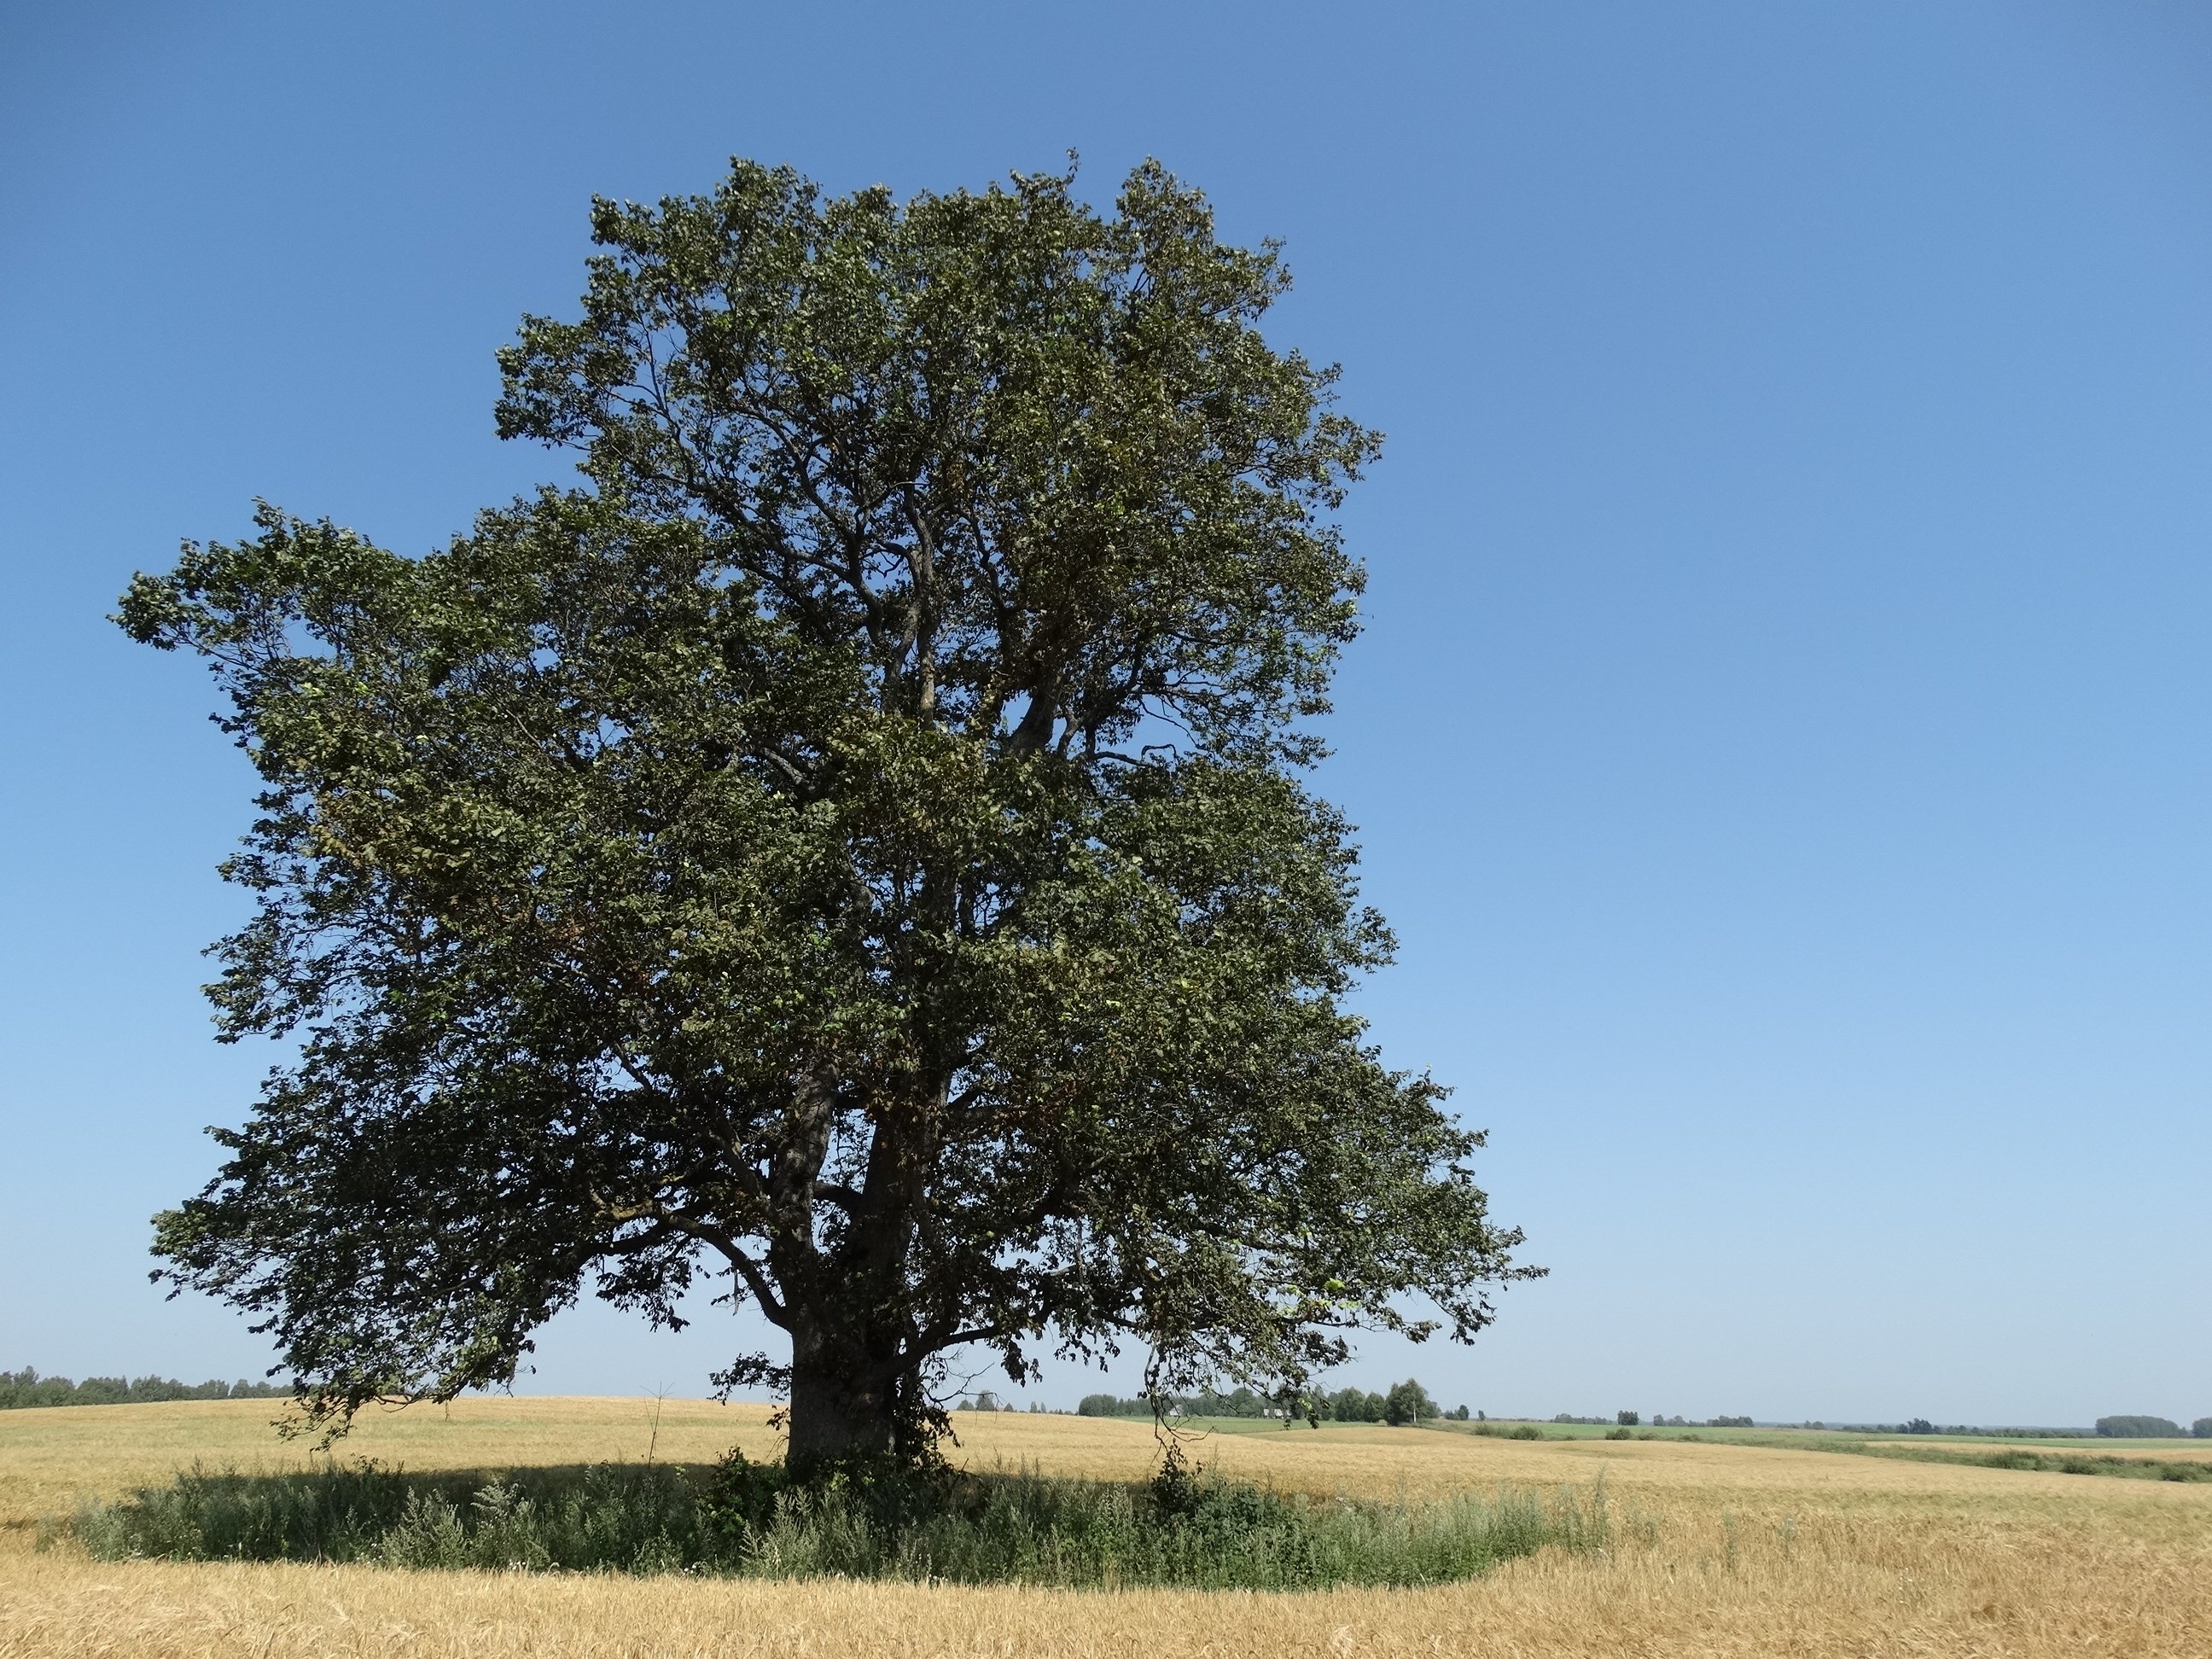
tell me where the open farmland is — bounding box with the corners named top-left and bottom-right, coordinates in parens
top-left (4, 1397), bottom-right (2210, 1656)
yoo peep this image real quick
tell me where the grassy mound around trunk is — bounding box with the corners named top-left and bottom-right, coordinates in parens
top-left (61, 1452), bottom-right (1604, 1590)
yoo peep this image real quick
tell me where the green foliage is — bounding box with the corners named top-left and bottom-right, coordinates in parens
top-left (1854, 1444), bottom-right (2212, 1483)
top-left (2196, 1418), bottom-right (2212, 1439)
top-left (1074, 1388), bottom-right (1233, 1420)
top-left (2095, 1416), bottom-right (2182, 1439)
top-left (0, 1369), bottom-right (287, 1410)
top-left (1077, 1381), bottom-right (1378, 1421)
top-left (117, 156), bottom-right (1535, 1469)
top-left (1327, 1387), bottom-right (1387, 1423)
top-left (1382, 1379), bottom-right (1437, 1426)
top-left (1615, 1411), bottom-right (1638, 1426)
top-left (1185, 1387), bottom-right (1272, 1419)
top-left (1072, 1375), bottom-right (1445, 1425)
top-left (67, 1458), bottom-right (1605, 1589)
top-left (1844, 1423), bottom-right (2087, 1438)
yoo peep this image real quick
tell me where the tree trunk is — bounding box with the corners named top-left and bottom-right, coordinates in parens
top-left (785, 1328), bottom-right (900, 1475)
top-left (776, 1080), bottom-right (938, 1477)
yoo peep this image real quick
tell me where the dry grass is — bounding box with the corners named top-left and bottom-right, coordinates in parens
top-left (4, 1396), bottom-right (2209, 1656)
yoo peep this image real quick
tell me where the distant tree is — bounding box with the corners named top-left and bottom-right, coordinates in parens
top-left (0, 1370), bottom-right (71, 1410)
top-left (0, 1368), bottom-right (288, 1410)
top-left (119, 157), bottom-right (1538, 1476)
top-left (1383, 1378), bottom-right (1436, 1426)
top-left (1708, 1416), bottom-right (1754, 1429)
top-left (1329, 1385), bottom-right (1390, 1423)
top-left (1616, 1410), bottom-right (1639, 1426)
top-left (1218, 1386), bottom-right (1262, 1417)
top-left (2196, 1418), bottom-right (2212, 1440)
top-left (2096, 1415), bottom-right (2181, 1439)
top-left (1451, 1404), bottom-right (1470, 1421)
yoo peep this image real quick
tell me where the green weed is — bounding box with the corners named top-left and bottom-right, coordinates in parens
top-left (64, 1456), bottom-right (1606, 1590)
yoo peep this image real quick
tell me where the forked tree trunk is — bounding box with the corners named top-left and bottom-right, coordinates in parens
top-left (776, 1080), bottom-right (938, 1476)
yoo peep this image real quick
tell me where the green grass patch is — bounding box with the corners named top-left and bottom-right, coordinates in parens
top-left (1847, 1443), bottom-right (2212, 1483)
top-left (1422, 1420), bottom-right (2212, 1484)
top-left (59, 1455), bottom-right (1606, 1590)
top-left (1859, 1435), bottom-right (2203, 1451)
top-left (1427, 1420), bottom-right (1764, 1443)
top-left (1419, 1419), bottom-right (2212, 1484)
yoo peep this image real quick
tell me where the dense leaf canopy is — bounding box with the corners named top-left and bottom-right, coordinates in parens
top-left (119, 160), bottom-right (1536, 1463)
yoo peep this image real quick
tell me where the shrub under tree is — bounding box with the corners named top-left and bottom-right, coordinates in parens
top-left (118, 158), bottom-right (1537, 1474)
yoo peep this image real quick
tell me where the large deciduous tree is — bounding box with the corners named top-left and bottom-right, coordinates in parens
top-left (119, 160), bottom-right (1537, 1470)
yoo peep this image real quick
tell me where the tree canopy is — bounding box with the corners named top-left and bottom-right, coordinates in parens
top-left (2096, 1416), bottom-right (2182, 1440)
top-left (119, 158), bottom-right (1536, 1470)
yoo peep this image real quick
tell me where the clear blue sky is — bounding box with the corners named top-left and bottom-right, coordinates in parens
top-left (3, 1), bottom-right (2206, 1426)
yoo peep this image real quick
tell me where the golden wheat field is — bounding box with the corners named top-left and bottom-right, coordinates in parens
top-left (3, 1396), bottom-right (2207, 1657)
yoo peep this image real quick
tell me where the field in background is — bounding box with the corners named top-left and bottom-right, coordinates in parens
top-left (1427, 1418), bottom-right (2212, 1451)
top-left (4, 1395), bottom-right (2209, 1656)
top-left (1419, 1417), bottom-right (2212, 1470)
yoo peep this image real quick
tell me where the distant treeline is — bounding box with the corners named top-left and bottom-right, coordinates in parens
top-left (0, 1368), bottom-right (288, 1410)
top-left (2097, 1415), bottom-right (2212, 1440)
top-left (1070, 1397), bottom-right (2212, 1441)
top-left (1078, 1381), bottom-right (1466, 1426)
top-left (1822, 1417), bottom-right (2210, 1439)
top-left (1577, 1415), bottom-right (1754, 1429)
top-left (1831, 1422), bottom-right (2093, 1437)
